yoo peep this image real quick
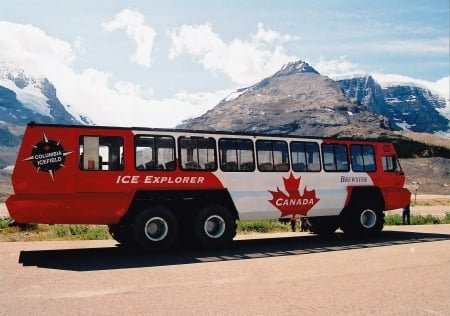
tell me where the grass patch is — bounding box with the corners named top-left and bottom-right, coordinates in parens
top-left (384, 213), bottom-right (450, 225)
top-left (0, 217), bottom-right (110, 242)
top-left (237, 219), bottom-right (291, 234)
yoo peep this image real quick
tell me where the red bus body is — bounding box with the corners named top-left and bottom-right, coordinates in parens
top-left (6, 123), bottom-right (411, 250)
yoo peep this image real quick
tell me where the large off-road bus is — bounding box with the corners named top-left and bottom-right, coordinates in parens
top-left (6, 122), bottom-right (411, 251)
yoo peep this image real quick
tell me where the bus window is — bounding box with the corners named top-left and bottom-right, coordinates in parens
top-left (135, 135), bottom-right (175, 170)
top-left (322, 144), bottom-right (349, 172)
top-left (256, 140), bottom-right (289, 172)
top-left (79, 136), bottom-right (123, 171)
top-left (382, 156), bottom-right (401, 172)
top-left (350, 144), bottom-right (376, 172)
top-left (290, 141), bottom-right (321, 172)
top-left (219, 139), bottom-right (255, 171)
top-left (179, 137), bottom-right (217, 170)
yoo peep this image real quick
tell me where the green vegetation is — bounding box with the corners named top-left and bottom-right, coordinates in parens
top-left (237, 219), bottom-right (291, 234)
top-left (374, 134), bottom-right (450, 159)
top-left (336, 132), bottom-right (450, 159)
top-left (0, 217), bottom-right (110, 242)
top-left (1, 213), bottom-right (449, 241)
top-left (384, 213), bottom-right (450, 225)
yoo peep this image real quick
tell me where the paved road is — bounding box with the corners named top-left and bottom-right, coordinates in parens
top-left (1, 225), bottom-right (449, 315)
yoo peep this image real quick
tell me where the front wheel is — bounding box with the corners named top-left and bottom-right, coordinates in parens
top-left (133, 206), bottom-right (179, 252)
top-left (194, 204), bottom-right (236, 248)
top-left (341, 205), bottom-right (384, 237)
top-left (108, 223), bottom-right (134, 246)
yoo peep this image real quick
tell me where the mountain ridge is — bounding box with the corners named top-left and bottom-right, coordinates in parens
top-left (178, 61), bottom-right (392, 137)
top-left (337, 74), bottom-right (449, 135)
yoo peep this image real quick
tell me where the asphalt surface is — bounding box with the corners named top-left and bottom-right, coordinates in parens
top-left (1, 224), bottom-right (449, 315)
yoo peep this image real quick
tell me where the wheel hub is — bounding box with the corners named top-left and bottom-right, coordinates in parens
top-left (360, 209), bottom-right (377, 229)
top-left (204, 215), bottom-right (226, 239)
top-left (144, 217), bottom-right (169, 241)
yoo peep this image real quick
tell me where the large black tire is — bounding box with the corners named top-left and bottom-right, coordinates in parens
top-left (108, 223), bottom-right (135, 246)
top-left (306, 216), bottom-right (339, 236)
top-left (341, 205), bottom-right (384, 237)
top-left (194, 204), bottom-right (236, 248)
top-left (133, 206), bottom-right (179, 252)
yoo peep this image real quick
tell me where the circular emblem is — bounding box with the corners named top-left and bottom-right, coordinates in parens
top-left (30, 139), bottom-right (66, 172)
top-left (23, 133), bottom-right (72, 180)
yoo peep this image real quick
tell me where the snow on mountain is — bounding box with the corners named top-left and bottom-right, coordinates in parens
top-left (223, 60), bottom-right (318, 102)
top-left (0, 77), bottom-right (51, 118)
top-left (0, 66), bottom-right (90, 125)
top-left (372, 73), bottom-right (450, 120)
top-left (0, 67), bottom-right (89, 148)
top-left (336, 74), bottom-right (449, 136)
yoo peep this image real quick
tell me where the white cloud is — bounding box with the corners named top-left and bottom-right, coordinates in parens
top-left (373, 37), bottom-right (449, 55)
top-left (169, 23), bottom-right (298, 85)
top-left (0, 20), bottom-right (227, 127)
top-left (0, 21), bottom-right (75, 77)
top-left (102, 8), bottom-right (157, 68)
top-left (373, 73), bottom-right (449, 100)
top-left (55, 67), bottom-right (230, 127)
top-left (313, 56), bottom-right (363, 77)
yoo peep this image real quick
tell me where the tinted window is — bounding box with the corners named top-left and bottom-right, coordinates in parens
top-left (290, 141), bottom-right (321, 172)
top-left (350, 144), bottom-right (376, 172)
top-left (219, 138), bottom-right (255, 171)
top-left (322, 144), bottom-right (349, 172)
top-left (179, 137), bottom-right (217, 170)
top-left (382, 156), bottom-right (401, 172)
top-left (135, 135), bottom-right (175, 170)
top-left (256, 140), bottom-right (289, 172)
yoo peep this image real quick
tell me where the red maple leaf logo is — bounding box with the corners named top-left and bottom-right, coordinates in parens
top-left (268, 172), bottom-right (320, 217)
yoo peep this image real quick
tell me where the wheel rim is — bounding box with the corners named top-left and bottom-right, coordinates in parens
top-left (144, 216), bottom-right (168, 241)
top-left (360, 209), bottom-right (377, 229)
top-left (204, 215), bottom-right (226, 239)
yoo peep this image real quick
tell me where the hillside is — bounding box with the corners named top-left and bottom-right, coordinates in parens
top-left (337, 75), bottom-right (449, 134)
top-left (178, 61), bottom-right (390, 138)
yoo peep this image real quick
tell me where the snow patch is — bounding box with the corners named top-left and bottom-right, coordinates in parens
top-left (0, 78), bottom-right (52, 117)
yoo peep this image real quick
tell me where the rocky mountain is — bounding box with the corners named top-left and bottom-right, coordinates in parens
top-left (0, 67), bottom-right (89, 147)
top-left (178, 61), bottom-right (391, 138)
top-left (337, 75), bottom-right (449, 134)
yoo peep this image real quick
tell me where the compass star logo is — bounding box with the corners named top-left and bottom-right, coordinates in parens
top-left (268, 172), bottom-right (320, 217)
top-left (23, 133), bottom-right (73, 180)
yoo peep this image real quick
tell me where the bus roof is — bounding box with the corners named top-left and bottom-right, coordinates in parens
top-left (27, 121), bottom-right (393, 144)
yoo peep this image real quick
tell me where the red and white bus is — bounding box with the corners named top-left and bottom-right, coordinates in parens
top-left (6, 122), bottom-right (411, 251)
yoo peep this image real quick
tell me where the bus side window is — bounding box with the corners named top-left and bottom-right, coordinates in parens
top-left (256, 140), bottom-right (289, 172)
top-left (350, 144), bottom-right (376, 172)
top-left (179, 137), bottom-right (217, 171)
top-left (382, 156), bottom-right (401, 172)
top-left (219, 138), bottom-right (255, 172)
top-left (322, 144), bottom-right (349, 172)
top-left (135, 135), bottom-right (175, 170)
top-left (290, 141), bottom-right (321, 172)
top-left (79, 136), bottom-right (123, 171)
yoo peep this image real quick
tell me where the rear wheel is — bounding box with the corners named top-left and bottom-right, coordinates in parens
top-left (133, 206), bottom-right (179, 252)
top-left (194, 204), bottom-right (236, 248)
top-left (306, 216), bottom-right (339, 236)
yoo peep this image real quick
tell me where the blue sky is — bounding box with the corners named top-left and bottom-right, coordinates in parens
top-left (0, 0), bottom-right (449, 127)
